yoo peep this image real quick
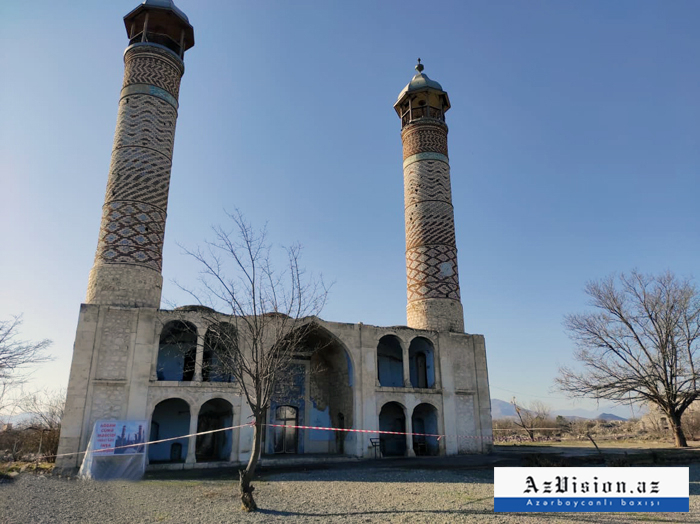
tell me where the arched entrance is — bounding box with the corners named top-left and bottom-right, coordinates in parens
top-left (195, 398), bottom-right (233, 462)
top-left (412, 403), bottom-right (439, 456)
top-left (267, 323), bottom-right (355, 455)
top-left (149, 398), bottom-right (190, 463)
top-left (379, 402), bottom-right (406, 456)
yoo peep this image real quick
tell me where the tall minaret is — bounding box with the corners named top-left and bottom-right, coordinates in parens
top-left (395, 60), bottom-right (464, 333)
top-left (86, 0), bottom-right (194, 308)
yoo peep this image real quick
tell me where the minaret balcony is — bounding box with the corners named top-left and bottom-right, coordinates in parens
top-left (129, 32), bottom-right (183, 57)
top-left (400, 105), bottom-right (445, 127)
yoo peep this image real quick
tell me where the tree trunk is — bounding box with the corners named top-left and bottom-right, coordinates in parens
top-left (239, 419), bottom-right (263, 512)
top-left (669, 412), bottom-right (688, 448)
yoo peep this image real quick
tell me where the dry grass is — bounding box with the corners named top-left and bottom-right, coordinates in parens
top-left (0, 461), bottom-right (54, 475)
top-left (496, 439), bottom-right (700, 449)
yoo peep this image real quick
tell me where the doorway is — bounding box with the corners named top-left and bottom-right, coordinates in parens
top-left (273, 405), bottom-right (298, 454)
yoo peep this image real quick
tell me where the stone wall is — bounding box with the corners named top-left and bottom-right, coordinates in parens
top-left (56, 306), bottom-right (492, 474)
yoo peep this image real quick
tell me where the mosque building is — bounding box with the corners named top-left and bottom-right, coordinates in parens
top-left (55, 0), bottom-right (492, 473)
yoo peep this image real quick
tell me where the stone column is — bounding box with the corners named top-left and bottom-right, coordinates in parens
top-left (402, 343), bottom-right (411, 387)
top-left (194, 333), bottom-right (205, 382)
top-left (405, 408), bottom-right (415, 457)
top-left (186, 407), bottom-right (198, 464)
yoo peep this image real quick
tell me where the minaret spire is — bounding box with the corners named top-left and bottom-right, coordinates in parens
top-left (85, 0), bottom-right (194, 308)
top-left (394, 62), bottom-right (465, 332)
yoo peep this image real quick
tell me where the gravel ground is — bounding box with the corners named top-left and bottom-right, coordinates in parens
top-left (1, 465), bottom-right (699, 523)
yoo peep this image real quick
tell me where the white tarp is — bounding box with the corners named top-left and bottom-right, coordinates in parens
top-left (79, 420), bottom-right (147, 481)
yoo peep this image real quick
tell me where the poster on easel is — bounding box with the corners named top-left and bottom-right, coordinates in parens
top-left (79, 420), bottom-right (147, 481)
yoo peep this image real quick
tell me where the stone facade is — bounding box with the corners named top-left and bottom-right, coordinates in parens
top-left (56, 307), bottom-right (492, 472)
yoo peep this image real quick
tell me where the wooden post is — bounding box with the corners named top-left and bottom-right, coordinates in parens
top-left (141, 12), bottom-right (149, 42)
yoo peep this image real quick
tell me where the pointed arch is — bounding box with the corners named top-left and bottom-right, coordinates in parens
top-left (378, 401), bottom-right (407, 456)
top-left (156, 321), bottom-right (197, 381)
top-left (377, 335), bottom-right (404, 387)
top-left (269, 321), bottom-right (355, 455)
top-left (203, 322), bottom-right (236, 383)
top-left (149, 398), bottom-right (190, 463)
top-left (408, 336), bottom-right (435, 388)
top-left (412, 403), bottom-right (439, 456)
top-left (195, 398), bottom-right (233, 462)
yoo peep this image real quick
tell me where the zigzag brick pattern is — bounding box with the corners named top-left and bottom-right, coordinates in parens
top-left (406, 245), bottom-right (460, 301)
top-left (402, 122), bottom-right (448, 161)
top-left (88, 43), bottom-right (184, 307)
top-left (123, 46), bottom-right (182, 98)
top-left (401, 117), bottom-right (463, 331)
top-left (405, 201), bottom-right (456, 250)
top-left (105, 145), bottom-right (172, 208)
top-left (113, 95), bottom-right (177, 157)
top-left (404, 160), bottom-right (452, 206)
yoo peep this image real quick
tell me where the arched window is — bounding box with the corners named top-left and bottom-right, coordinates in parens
top-left (196, 398), bottom-right (233, 462)
top-left (203, 323), bottom-right (236, 383)
top-left (412, 403), bottom-right (439, 456)
top-left (408, 337), bottom-right (435, 388)
top-left (378, 402), bottom-right (406, 456)
top-left (149, 398), bottom-right (190, 463)
top-left (377, 335), bottom-right (404, 387)
top-left (156, 321), bottom-right (197, 381)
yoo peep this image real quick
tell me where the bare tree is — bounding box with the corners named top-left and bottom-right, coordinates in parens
top-left (177, 210), bottom-right (328, 511)
top-left (556, 271), bottom-right (700, 447)
top-left (0, 316), bottom-right (52, 412)
top-left (18, 388), bottom-right (65, 430)
top-left (17, 388), bottom-right (66, 461)
top-left (511, 398), bottom-right (552, 441)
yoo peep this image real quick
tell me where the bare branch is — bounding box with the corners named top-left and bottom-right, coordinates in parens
top-left (557, 271), bottom-right (700, 447)
top-left (174, 210), bottom-right (329, 509)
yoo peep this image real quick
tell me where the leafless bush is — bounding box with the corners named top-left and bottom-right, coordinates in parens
top-left (0, 389), bottom-right (65, 463)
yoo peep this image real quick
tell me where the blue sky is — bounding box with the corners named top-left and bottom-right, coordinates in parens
top-left (1, 1), bottom-right (698, 417)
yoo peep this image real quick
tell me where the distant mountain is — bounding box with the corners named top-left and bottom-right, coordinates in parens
top-left (491, 399), bottom-right (635, 421)
top-left (491, 399), bottom-right (518, 419)
top-left (552, 406), bottom-right (639, 420)
top-left (597, 413), bottom-right (627, 421)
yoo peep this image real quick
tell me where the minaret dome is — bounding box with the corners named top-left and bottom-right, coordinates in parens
top-left (123, 0), bottom-right (194, 58)
top-left (394, 59), bottom-right (451, 128)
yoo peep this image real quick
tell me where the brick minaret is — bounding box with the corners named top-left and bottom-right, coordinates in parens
top-left (395, 60), bottom-right (464, 332)
top-left (86, 0), bottom-right (194, 308)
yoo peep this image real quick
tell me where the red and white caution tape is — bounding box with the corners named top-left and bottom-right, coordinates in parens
top-left (262, 422), bottom-right (446, 441)
top-left (44, 422), bottom-right (255, 461)
top-left (43, 419), bottom-right (506, 462)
